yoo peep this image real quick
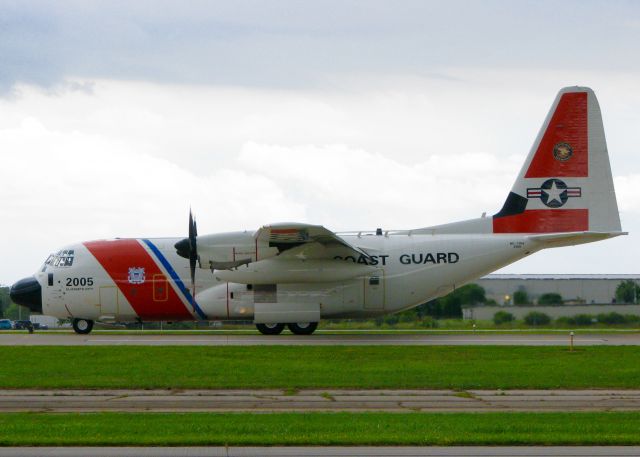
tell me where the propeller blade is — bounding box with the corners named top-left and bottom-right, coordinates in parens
top-left (188, 210), bottom-right (198, 297)
top-left (188, 210), bottom-right (195, 239)
top-left (174, 209), bottom-right (200, 302)
top-left (190, 258), bottom-right (196, 295)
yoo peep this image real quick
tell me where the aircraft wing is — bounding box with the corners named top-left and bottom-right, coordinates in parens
top-left (255, 223), bottom-right (371, 259)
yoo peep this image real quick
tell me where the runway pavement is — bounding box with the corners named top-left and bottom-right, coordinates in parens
top-left (2, 389), bottom-right (640, 412)
top-left (1, 447), bottom-right (639, 456)
top-left (2, 331), bottom-right (640, 345)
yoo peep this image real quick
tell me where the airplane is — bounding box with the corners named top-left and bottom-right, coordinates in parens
top-left (10, 86), bottom-right (625, 335)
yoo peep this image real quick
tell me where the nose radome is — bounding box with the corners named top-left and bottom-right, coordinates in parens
top-left (9, 277), bottom-right (42, 314)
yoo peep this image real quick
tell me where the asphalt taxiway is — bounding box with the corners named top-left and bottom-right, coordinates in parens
top-left (1, 447), bottom-right (639, 456)
top-left (1, 332), bottom-right (640, 345)
top-left (2, 389), bottom-right (639, 412)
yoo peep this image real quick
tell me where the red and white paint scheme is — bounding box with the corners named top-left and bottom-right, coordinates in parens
top-left (10, 87), bottom-right (625, 335)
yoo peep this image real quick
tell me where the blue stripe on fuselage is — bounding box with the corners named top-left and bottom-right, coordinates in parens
top-left (142, 239), bottom-right (207, 320)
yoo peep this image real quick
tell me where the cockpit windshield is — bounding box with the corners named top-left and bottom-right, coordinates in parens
top-left (45, 250), bottom-right (75, 267)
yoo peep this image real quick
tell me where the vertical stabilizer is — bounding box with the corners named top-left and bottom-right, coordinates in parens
top-left (493, 87), bottom-right (621, 233)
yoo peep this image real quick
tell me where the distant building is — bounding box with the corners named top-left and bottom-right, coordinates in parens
top-left (476, 274), bottom-right (640, 305)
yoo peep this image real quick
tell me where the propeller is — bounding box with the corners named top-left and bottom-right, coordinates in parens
top-left (174, 209), bottom-right (199, 298)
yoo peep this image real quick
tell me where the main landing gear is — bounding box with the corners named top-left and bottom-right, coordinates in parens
top-left (72, 318), bottom-right (94, 335)
top-left (287, 322), bottom-right (318, 335)
top-left (255, 322), bottom-right (318, 335)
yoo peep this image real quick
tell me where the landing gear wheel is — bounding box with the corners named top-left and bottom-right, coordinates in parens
top-left (72, 318), bottom-right (94, 335)
top-left (287, 322), bottom-right (318, 335)
top-left (256, 323), bottom-right (285, 335)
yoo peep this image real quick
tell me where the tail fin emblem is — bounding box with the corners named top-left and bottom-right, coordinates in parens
top-left (553, 142), bottom-right (573, 162)
top-left (527, 178), bottom-right (581, 208)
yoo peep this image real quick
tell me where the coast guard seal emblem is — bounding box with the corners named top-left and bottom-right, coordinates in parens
top-left (553, 142), bottom-right (573, 162)
top-left (128, 267), bottom-right (146, 284)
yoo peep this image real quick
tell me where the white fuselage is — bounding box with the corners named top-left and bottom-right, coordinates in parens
top-left (35, 231), bottom-right (538, 323)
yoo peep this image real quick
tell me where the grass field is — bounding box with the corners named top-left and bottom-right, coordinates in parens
top-left (0, 412), bottom-right (639, 445)
top-left (2, 346), bottom-right (640, 389)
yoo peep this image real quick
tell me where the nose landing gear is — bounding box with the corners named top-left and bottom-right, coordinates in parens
top-left (72, 318), bottom-right (94, 335)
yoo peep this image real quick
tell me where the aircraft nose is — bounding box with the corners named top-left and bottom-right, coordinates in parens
top-left (9, 277), bottom-right (42, 314)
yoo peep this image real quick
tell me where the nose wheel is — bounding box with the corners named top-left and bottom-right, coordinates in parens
top-left (72, 318), bottom-right (94, 335)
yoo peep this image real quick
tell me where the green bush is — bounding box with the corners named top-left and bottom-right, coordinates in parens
top-left (615, 280), bottom-right (640, 303)
top-left (555, 316), bottom-right (575, 326)
top-left (419, 317), bottom-right (439, 328)
top-left (538, 293), bottom-right (563, 305)
top-left (556, 313), bottom-right (639, 327)
top-left (623, 314), bottom-right (640, 323)
top-left (399, 312), bottom-right (415, 323)
top-left (384, 315), bottom-right (400, 326)
top-left (597, 312), bottom-right (626, 325)
top-left (513, 290), bottom-right (529, 305)
top-left (524, 311), bottom-right (551, 326)
top-left (573, 314), bottom-right (595, 326)
top-left (493, 311), bottom-right (515, 325)
top-left (418, 283), bottom-right (487, 319)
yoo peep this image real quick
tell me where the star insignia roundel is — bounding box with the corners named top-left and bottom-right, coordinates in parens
top-left (526, 178), bottom-right (582, 208)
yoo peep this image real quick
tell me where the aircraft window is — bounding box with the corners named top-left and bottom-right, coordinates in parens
top-left (369, 277), bottom-right (380, 286)
top-left (48, 250), bottom-right (75, 267)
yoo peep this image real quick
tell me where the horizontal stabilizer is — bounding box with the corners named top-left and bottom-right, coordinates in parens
top-left (527, 231), bottom-right (627, 248)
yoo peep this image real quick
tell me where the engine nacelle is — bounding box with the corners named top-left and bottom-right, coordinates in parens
top-left (196, 231), bottom-right (278, 270)
top-left (196, 282), bottom-right (255, 320)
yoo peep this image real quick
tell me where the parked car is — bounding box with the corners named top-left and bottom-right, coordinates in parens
top-left (0, 319), bottom-right (13, 330)
top-left (13, 320), bottom-right (32, 330)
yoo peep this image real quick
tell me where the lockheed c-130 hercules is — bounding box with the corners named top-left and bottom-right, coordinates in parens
top-left (10, 87), bottom-right (625, 335)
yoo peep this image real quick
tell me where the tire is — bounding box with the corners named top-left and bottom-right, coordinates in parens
top-left (72, 318), bottom-right (94, 335)
top-left (256, 323), bottom-right (285, 335)
top-left (287, 322), bottom-right (318, 335)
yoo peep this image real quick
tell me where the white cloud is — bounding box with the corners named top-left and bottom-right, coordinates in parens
top-left (615, 174), bottom-right (640, 213)
top-left (1, 77), bottom-right (639, 284)
top-left (238, 142), bottom-right (518, 229)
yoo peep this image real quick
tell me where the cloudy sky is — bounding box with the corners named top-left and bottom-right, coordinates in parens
top-left (1, 0), bottom-right (639, 285)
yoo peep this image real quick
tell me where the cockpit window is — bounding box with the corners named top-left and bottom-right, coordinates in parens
top-left (46, 250), bottom-right (75, 267)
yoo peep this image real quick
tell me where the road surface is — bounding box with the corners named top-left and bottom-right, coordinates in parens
top-left (1, 332), bottom-right (639, 346)
top-left (2, 389), bottom-right (639, 412)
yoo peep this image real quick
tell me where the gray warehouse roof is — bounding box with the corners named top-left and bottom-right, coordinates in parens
top-left (481, 274), bottom-right (640, 280)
